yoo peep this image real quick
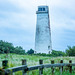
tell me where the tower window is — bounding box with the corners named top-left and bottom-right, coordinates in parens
top-left (38, 8), bottom-right (45, 11)
top-left (43, 8), bottom-right (45, 11)
top-left (48, 46), bottom-right (50, 50)
top-left (38, 8), bottom-right (42, 11)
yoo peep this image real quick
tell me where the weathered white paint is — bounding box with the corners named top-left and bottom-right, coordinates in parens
top-left (35, 6), bottom-right (52, 54)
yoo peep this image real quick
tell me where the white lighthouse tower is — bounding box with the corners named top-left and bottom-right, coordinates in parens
top-left (35, 6), bottom-right (52, 54)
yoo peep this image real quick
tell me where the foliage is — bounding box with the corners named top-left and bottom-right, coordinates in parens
top-left (34, 50), bottom-right (66, 57)
top-left (1, 40), bottom-right (75, 56)
top-left (0, 40), bottom-right (25, 54)
top-left (66, 46), bottom-right (75, 56)
top-left (14, 46), bottom-right (25, 54)
top-left (51, 50), bottom-right (66, 56)
top-left (0, 54), bottom-right (75, 75)
top-left (27, 49), bottom-right (34, 54)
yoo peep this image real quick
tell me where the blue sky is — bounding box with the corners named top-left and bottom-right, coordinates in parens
top-left (0, 0), bottom-right (75, 52)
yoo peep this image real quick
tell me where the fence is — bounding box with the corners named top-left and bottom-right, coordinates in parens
top-left (0, 59), bottom-right (75, 75)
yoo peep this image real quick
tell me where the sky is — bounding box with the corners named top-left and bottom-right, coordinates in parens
top-left (0, 0), bottom-right (75, 52)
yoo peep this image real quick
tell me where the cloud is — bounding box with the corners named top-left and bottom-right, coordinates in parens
top-left (0, 0), bottom-right (36, 50)
top-left (0, 0), bottom-right (75, 51)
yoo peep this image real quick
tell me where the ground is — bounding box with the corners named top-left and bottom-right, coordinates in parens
top-left (0, 54), bottom-right (75, 75)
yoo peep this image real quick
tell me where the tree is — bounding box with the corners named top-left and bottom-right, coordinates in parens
top-left (51, 50), bottom-right (66, 56)
top-left (0, 40), bottom-right (14, 54)
top-left (15, 46), bottom-right (25, 54)
top-left (27, 49), bottom-right (34, 54)
top-left (66, 46), bottom-right (75, 56)
top-left (0, 40), bottom-right (25, 54)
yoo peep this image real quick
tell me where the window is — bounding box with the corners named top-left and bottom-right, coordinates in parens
top-left (43, 8), bottom-right (45, 11)
top-left (38, 8), bottom-right (42, 11)
top-left (38, 8), bottom-right (45, 11)
top-left (48, 46), bottom-right (50, 50)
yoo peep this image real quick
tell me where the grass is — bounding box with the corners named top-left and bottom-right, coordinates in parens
top-left (0, 53), bottom-right (75, 75)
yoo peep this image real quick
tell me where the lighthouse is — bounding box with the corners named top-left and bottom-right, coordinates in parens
top-left (35, 6), bottom-right (52, 54)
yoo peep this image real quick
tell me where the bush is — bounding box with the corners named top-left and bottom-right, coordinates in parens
top-left (0, 40), bottom-right (25, 54)
top-left (27, 49), bottom-right (34, 54)
top-left (66, 46), bottom-right (75, 56)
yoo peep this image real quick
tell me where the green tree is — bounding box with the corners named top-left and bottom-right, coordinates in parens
top-left (51, 50), bottom-right (65, 56)
top-left (15, 46), bottom-right (25, 54)
top-left (0, 40), bottom-right (14, 53)
top-left (0, 40), bottom-right (25, 54)
top-left (66, 46), bottom-right (75, 56)
top-left (27, 49), bottom-right (34, 54)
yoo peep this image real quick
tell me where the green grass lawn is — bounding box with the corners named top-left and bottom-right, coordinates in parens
top-left (0, 54), bottom-right (75, 75)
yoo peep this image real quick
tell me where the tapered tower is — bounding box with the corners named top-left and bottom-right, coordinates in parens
top-left (35, 6), bottom-right (52, 54)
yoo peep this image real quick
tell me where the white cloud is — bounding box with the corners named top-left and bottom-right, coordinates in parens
top-left (0, 0), bottom-right (75, 51)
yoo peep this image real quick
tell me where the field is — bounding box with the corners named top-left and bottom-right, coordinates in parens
top-left (0, 54), bottom-right (75, 75)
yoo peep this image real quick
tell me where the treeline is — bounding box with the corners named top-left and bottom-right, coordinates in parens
top-left (0, 40), bottom-right (25, 54)
top-left (27, 49), bottom-right (66, 57)
top-left (0, 40), bottom-right (75, 56)
top-left (27, 47), bottom-right (75, 56)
